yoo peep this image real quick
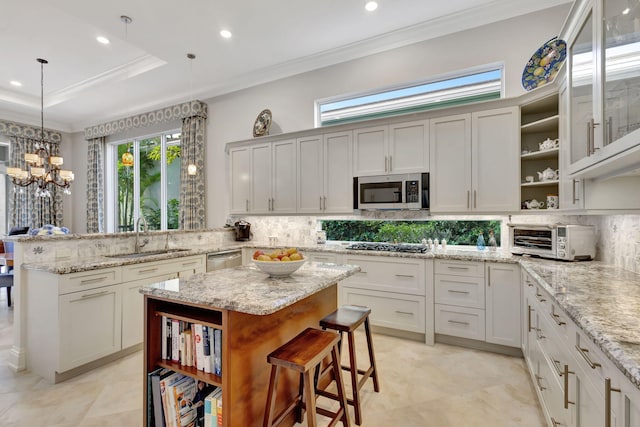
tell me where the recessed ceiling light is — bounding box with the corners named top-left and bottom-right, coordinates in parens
top-left (622, 7), bottom-right (630, 14)
top-left (220, 29), bottom-right (232, 39)
top-left (96, 36), bottom-right (110, 44)
top-left (10, 80), bottom-right (22, 87)
top-left (365, 1), bottom-right (378, 12)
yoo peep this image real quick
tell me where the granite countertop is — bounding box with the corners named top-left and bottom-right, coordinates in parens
top-left (21, 242), bottom-right (247, 274)
top-left (139, 261), bottom-right (360, 315)
top-left (520, 258), bottom-right (640, 389)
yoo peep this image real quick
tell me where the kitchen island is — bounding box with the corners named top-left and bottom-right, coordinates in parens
top-left (140, 261), bottom-right (360, 427)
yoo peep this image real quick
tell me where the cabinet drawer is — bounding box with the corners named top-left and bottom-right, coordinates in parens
top-left (306, 252), bottom-right (340, 263)
top-left (122, 255), bottom-right (204, 281)
top-left (435, 260), bottom-right (484, 278)
top-left (435, 304), bottom-right (485, 341)
top-left (342, 255), bottom-right (425, 295)
top-left (434, 274), bottom-right (485, 309)
top-left (59, 267), bottom-right (122, 295)
top-left (340, 286), bottom-right (425, 333)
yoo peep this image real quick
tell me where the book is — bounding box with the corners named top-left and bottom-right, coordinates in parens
top-left (171, 319), bottom-right (180, 363)
top-left (171, 376), bottom-right (198, 427)
top-left (149, 367), bottom-right (172, 427)
top-left (161, 316), bottom-right (168, 360)
top-left (194, 324), bottom-right (204, 371)
top-left (202, 326), bottom-right (211, 374)
top-left (204, 388), bottom-right (222, 427)
top-left (213, 329), bottom-right (222, 376)
top-left (159, 372), bottom-right (184, 427)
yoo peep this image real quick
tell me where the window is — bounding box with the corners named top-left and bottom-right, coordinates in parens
top-left (0, 142), bottom-right (8, 235)
top-left (106, 130), bottom-right (181, 233)
top-left (320, 219), bottom-right (502, 246)
top-left (316, 65), bottom-right (503, 126)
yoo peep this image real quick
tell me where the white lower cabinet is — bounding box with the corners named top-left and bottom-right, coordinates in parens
top-left (340, 255), bottom-right (433, 344)
top-left (434, 260), bottom-right (520, 348)
top-left (521, 268), bottom-right (639, 427)
top-left (24, 255), bottom-right (205, 382)
top-left (485, 262), bottom-right (521, 347)
top-left (58, 283), bottom-right (122, 373)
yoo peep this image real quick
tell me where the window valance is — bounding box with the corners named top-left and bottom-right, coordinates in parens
top-left (84, 100), bottom-right (208, 140)
top-left (0, 120), bottom-right (62, 143)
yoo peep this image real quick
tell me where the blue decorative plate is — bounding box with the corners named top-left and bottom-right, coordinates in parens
top-left (522, 37), bottom-right (567, 91)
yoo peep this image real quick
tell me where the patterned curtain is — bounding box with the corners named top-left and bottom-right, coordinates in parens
top-left (179, 115), bottom-right (206, 230)
top-left (9, 136), bottom-right (63, 229)
top-left (86, 137), bottom-right (105, 233)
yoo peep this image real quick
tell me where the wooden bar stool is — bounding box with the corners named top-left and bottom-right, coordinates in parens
top-left (318, 305), bottom-right (380, 425)
top-left (263, 327), bottom-right (351, 427)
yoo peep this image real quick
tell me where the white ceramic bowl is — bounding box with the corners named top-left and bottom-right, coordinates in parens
top-left (253, 258), bottom-right (306, 277)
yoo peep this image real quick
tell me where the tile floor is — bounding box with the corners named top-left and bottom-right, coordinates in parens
top-left (0, 293), bottom-right (545, 426)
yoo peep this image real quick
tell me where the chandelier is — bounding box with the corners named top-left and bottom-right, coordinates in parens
top-left (6, 58), bottom-right (74, 197)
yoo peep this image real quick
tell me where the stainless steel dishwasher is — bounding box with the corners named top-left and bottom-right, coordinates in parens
top-left (206, 249), bottom-right (243, 271)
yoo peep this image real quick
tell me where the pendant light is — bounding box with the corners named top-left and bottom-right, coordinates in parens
top-left (7, 58), bottom-right (74, 197)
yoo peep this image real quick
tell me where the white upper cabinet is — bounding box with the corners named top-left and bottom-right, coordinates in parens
top-left (472, 107), bottom-right (520, 212)
top-left (353, 120), bottom-right (429, 176)
top-left (229, 140), bottom-right (296, 214)
top-left (563, 0), bottom-right (640, 178)
top-left (430, 107), bottom-right (519, 212)
top-left (229, 146), bottom-right (251, 214)
top-left (429, 114), bottom-right (472, 211)
top-left (297, 131), bottom-right (353, 213)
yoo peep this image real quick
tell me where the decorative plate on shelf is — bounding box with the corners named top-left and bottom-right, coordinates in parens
top-left (522, 37), bottom-right (567, 91)
top-left (253, 109), bottom-right (272, 137)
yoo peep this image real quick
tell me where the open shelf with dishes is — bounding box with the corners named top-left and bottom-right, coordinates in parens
top-left (520, 92), bottom-right (560, 211)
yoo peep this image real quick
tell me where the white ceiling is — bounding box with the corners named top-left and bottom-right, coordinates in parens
top-left (0, 0), bottom-right (572, 133)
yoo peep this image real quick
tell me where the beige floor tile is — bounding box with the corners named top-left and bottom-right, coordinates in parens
top-left (0, 305), bottom-right (545, 426)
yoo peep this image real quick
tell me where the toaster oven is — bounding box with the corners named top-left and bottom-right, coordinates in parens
top-left (509, 224), bottom-right (595, 261)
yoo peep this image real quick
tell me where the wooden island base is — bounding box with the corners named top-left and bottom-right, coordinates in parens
top-left (144, 284), bottom-right (338, 427)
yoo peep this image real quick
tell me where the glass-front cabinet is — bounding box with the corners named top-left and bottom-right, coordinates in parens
top-left (564, 0), bottom-right (640, 177)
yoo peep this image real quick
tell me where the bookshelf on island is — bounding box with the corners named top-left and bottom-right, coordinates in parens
top-left (141, 263), bottom-right (360, 427)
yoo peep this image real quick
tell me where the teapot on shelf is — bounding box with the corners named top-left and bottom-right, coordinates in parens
top-left (524, 199), bottom-right (545, 210)
top-left (539, 138), bottom-right (559, 151)
top-left (537, 167), bottom-right (559, 182)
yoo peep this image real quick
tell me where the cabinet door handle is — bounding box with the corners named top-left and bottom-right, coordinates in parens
top-left (572, 179), bottom-right (577, 204)
top-left (246, 199), bottom-right (249, 212)
top-left (467, 190), bottom-right (470, 209)
top-left (606, 116), bottom-right (613, 146)
top-left (551, 311), bottom-right (566, 326)
top-left (535, 291), bottom-right (546, 302)
top-left (587, 120), bottom-right (593, 155)
top-left (473, 190), bottom-right (477, 209)
top-left (79, 276), bottom-right (109, 285)
top-left (551, 417), bottom-right (564, 427)
top-left (534, 374), bottom-right (546, 391)
top-left (536, 327), bottom-right (545, 340)
top-left (589, 118), bottom-right (600, 155)
top-left (605, 378), bottom-right (621, 427)
top-left (563, 364), bottom-right (575, 409)
top-left (138, 268), bottom-right (159, 274)
top-left (320, 196), bottom-right (323, 210)
top-left (389, 155), bottom-right (392, 172)
top-left (181, 261), bottom-right (199, 267)
top-left (384, 156), bottom-right (388, 173)
top-left (448, 320), bottom-right (470, 326)
top-left (527, 305), bottom-right (534, 332)
top-left (447, 266), bottom-right (469, 271)
top-left (395, 310), bottom-right (414, 316)
top-left (323, 196), bottom-right (326, 211)
top-left (575, 345), bottom-right (601, 369)
top-left (78, 290), bottom-right (109, 300)
top-left (448, 289), bottom-right (470, 294)
top-left (395, 274), bottom-right (414, 278)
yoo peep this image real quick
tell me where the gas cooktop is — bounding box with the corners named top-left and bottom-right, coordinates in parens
top-left (345, 242), bottom-right (428, 253)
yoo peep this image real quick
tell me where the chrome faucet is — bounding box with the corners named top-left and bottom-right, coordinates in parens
top-left (135, 215), bottom-right (149, 253)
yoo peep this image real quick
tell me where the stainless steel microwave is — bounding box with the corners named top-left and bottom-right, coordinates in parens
top-left (509, 224), bottom-right (595, 261)
top-left (353, 173), bottom-right (429, 210)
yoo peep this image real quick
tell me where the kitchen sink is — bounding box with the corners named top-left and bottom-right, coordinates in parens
top-left (106, 248), bottom-right (190, 259)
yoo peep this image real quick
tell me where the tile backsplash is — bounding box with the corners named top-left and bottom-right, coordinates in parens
top-left (240, 213), bottom-right (640, 273)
